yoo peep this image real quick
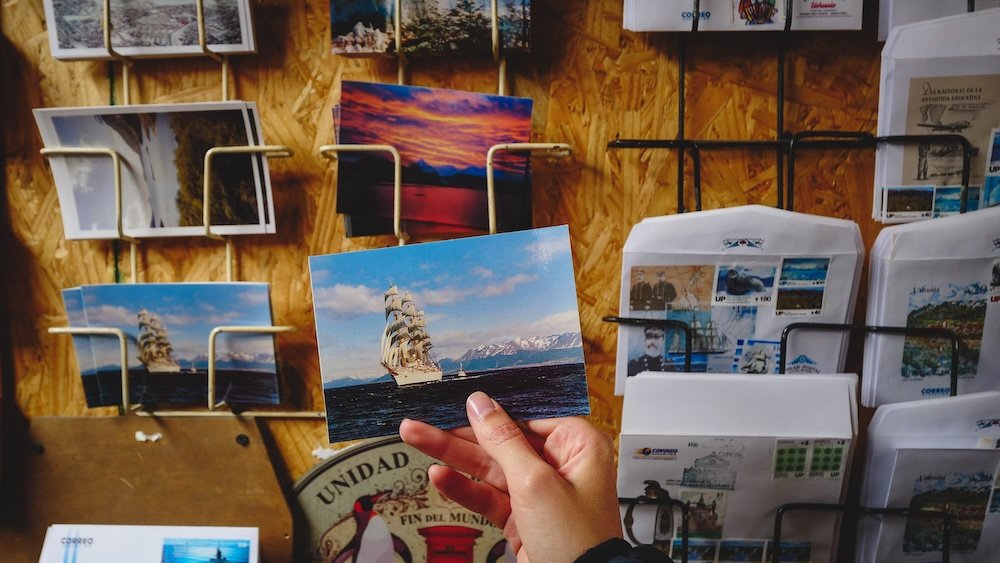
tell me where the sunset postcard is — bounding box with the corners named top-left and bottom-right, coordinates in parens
top-left (66, 282), bottom-right (280, 408)
top-left (309, 225), bottom-right (590, 443)
top-left (335, 80), bottom-right (534, 237)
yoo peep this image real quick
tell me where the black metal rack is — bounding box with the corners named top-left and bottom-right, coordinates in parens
top-left (778, 322), bottom-right (962, 396)
top-left (773, 502), bottom-right (953, 563)
top-left (619, 496), bottom-right (691, 563)
top-left (609, 1), bottom-right (980, 214)
top-left (602, 316), bottom-right (693, 373)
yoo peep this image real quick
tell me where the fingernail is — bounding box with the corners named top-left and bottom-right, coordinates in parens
top-left (467, 391), bottom-right (496, 421)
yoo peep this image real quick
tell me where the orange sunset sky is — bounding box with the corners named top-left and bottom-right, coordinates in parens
top-left (338, 81), bottom-right (534, 174)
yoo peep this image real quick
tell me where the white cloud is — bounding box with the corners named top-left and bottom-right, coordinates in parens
top-left (470, 266), bottom-right (495, 279)
top-left (314, 284), bottom-right (385, 318)
top-left (418, 286), bottom-right (475, 306)
top-left (239, 290), bottom-right (270, 307)
top-left (521, 310), bottom-right (582, 337)
top-left (85, 304), bottom-right (135, 326)
top-left (481, 273), bottom-right (535, 297)
top-left (525, 232), bottom-right (571, 264)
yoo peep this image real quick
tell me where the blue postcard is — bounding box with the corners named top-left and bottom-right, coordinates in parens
top-left (309, 226), bottom-right (590, 443)
top-left (65, 282), bottom-right (280, 408)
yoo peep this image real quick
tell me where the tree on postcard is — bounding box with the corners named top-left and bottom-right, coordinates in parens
top-left (173, 113), bottom-right (259, 227)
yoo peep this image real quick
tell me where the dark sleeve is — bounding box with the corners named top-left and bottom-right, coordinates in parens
top-left (574, 538), bottom-right (675, 563)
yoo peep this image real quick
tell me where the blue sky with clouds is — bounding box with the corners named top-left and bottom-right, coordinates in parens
top-left (309, 226), bottom-right (581, 383)
top-left (79, 283), bottom-right (275, 367)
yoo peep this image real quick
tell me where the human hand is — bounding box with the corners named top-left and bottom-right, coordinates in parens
top-left (399, 391), bottom-right (622, 562)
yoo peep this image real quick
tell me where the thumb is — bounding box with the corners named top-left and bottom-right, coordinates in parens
top-left (466, 391), bottom-right (547, 477)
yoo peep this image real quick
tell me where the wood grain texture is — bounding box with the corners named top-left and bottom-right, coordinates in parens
top-left (2, 0), bottom-right (885, 490)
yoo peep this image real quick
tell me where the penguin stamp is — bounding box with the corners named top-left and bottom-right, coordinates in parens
top-left (711, 263), bottom-right (777, 306)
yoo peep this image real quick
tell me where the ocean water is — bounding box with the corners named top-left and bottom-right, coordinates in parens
top-left (324, 363), bottom-right (590, 443)
top-left (83, 368), bottom-right (280, 408)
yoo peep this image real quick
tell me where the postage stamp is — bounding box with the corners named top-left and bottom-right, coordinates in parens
top-left (883, 185), bottom-right (934, 220)
top-left (712, 264), bottom-right (777, 306)
top-left (732, 339), bottom-right (781, 374)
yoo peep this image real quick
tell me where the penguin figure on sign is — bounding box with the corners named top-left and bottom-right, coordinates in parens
top-left (333, 492), bottom-right (412, 563)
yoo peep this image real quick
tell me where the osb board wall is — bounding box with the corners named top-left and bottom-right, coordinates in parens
top-left (2, 1), bottom-right (884, 485)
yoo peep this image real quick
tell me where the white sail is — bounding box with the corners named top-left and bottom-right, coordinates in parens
top-left (136, 308), bottom-right (181, 374)
top-left (378, 285), bottom-right (443, 386)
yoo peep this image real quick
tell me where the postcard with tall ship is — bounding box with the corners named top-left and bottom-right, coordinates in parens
top-left (309, 225), bottom-right (590, 443)
top-left (64, 282), bottom-right (280, 408)
top-left (335, 80), bottom-right (533, 237)
top-left (34, 102), bottom-right (273, 240)
top-left (43, 0), bottom-right (256, 60)
top-left (330, 0), bottom-right (531, 56)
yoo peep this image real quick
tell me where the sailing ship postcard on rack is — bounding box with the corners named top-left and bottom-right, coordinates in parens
top-left (335, 80), bottom-right (533, 238)
top-left (62, 282), bottom-right (281, 408)
top-left (43, 0), bottom-right (257, 60)
top-left (309, 226), bottom-right (590, 443)
top-left (34, 102), bottom-right (274, 240)
top-left (330, 0), bottom-right (531, 56)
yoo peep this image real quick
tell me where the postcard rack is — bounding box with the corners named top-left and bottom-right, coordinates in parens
top-left (39, 143), bottom-right (292, 283)
top-left (319, 142), bottom-right (572, 245)
top-left (88, 0), bottom-right (238, 104)
top-left (46, 324), bottom-right (324, 419)
top-left (607, 0), bottom-right (981, 214)
top-left (777, 322), bottom-right (962, 396)
top-left (41, 142), bottom-right (310, 417)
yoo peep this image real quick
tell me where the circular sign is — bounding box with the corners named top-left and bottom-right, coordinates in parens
top-left (292, 437), bottom-right (511, 563)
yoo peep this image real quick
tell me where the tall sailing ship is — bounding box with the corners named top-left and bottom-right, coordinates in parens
top-left (137, 308), bottom-right (181, 373)
top-left (380, 285), bottom-right (443, 386)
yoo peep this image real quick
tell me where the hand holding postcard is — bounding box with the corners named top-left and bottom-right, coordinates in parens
top-left (309, 226), bottom-right (590, 443)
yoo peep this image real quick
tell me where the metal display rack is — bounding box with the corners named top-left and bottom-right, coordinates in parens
top-left (607, 4), bottom-right (984, 559)
top-left (608, 1), bottom-right (980, 214)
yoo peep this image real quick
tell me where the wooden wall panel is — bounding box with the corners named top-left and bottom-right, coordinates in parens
top-left (2, 0), bottom-right (884, 489)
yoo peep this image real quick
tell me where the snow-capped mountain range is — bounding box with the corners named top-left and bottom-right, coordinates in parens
top-left (456, 332), bottom-right (582, 363)
top-left (325, 332), bottom-right (584, 388)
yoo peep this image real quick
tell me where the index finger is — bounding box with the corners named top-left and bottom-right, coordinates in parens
top-left (399, 418), bottom-right (509, 492)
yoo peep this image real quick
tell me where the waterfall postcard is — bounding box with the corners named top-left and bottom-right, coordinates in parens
top-left (63, 282), bottom-right (280, 408)
top-left (334, 80), bottom-right (533, 237)
top-left (34, 102), bottom-right (273, 240)
top-left (309, 225), bottom-right (590, 443)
